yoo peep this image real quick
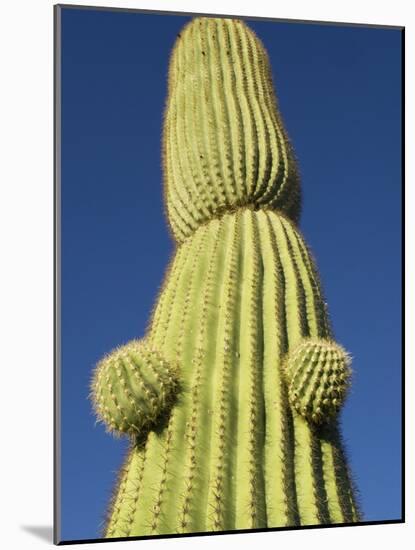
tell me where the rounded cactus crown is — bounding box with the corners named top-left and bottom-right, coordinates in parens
top-left (163, 17), bottom-right (301, 242)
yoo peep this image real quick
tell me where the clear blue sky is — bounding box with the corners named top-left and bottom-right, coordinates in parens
top-left (59, 6), bottom-right (402, 542)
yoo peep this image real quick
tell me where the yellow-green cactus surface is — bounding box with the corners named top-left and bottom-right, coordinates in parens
top-left (90, 16), bottom-right (360, 537)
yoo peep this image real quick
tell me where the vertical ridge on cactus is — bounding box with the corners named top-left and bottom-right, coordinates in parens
top-left (91, 15), bottom-right (361, 538)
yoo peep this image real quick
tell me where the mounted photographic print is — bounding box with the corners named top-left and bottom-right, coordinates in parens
top-left (54, 3), bottom-right (404, 545)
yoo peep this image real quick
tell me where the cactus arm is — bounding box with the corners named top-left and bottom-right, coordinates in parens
top-left (89, 340), bottom-right (180, 439)
top-left (284, 338), bottom-right (352, 424)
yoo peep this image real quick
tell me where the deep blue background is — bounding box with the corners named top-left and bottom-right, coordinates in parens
top-left (59, 7), bottom-right (402, 542)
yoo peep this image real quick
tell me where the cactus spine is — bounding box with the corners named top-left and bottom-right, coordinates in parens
top-left (90, 17), bottom-right (360, 537)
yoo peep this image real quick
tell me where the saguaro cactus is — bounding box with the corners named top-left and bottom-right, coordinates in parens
top-left (90, 16), bottom-right (360, 537)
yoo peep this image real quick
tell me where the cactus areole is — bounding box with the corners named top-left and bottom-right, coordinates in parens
top-left (90, 17), bottom-right (360, 537)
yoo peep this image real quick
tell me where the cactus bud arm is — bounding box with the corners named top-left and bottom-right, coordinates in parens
top-left (284, 338), bottom-right (352, 424)
top-left (89, 340), bottom-right (180, 438)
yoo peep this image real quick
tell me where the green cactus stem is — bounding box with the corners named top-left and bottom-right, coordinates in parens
top-left (90, 16), bottom-right (361, 538)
